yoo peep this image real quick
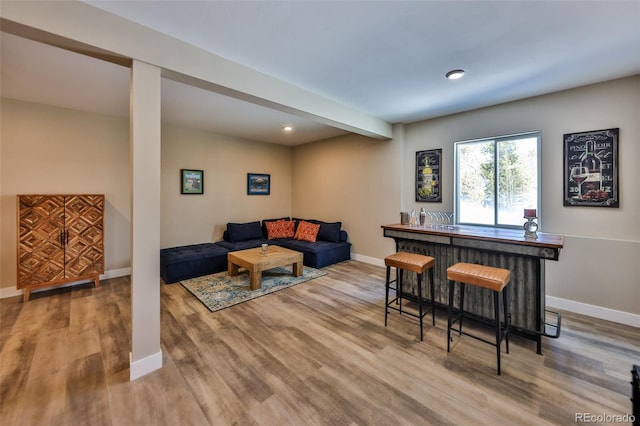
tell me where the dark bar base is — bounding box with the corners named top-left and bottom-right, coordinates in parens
top-left (633, 365), bottom-right (639, 426)
top-left (382, 224), bottom-right (564, 355)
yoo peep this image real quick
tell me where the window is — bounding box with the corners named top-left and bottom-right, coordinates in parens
top-left (454, 132), bottom-right (540, 228)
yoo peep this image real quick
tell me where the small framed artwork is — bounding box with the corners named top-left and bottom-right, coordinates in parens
top-left (416, 149), bottom-right (442, 202)
top-left (563, 128), bottom-right (619, 207)
top-left (247, 173), bottom-right (270, 195)
top-left (181, 169), bottom-right (204, 194)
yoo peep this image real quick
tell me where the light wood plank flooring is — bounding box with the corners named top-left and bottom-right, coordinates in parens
top-left (1, 260), bottom-right (638, 425)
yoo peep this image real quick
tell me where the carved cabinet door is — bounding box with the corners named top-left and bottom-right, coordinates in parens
top-left (17, 194), bottom-right (105, 292)
top-left (17, 195), bottom-right (66, 287)
top-left (64, 195), bottom-right (105, 278)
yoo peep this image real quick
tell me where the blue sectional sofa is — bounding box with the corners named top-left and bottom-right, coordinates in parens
top-left (160, 218), bottom-right (351, 283)
top-left (215, 218), bottom-right (352, 269)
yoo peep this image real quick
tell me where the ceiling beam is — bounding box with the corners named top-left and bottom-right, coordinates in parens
top-left (0, 1), bottom-right (392, 139)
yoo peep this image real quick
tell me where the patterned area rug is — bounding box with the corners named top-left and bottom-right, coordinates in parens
top-left (180, 266), bottom-right (327, 312)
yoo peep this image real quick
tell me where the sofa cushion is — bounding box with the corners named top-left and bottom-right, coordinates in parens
top-left (227, 221), bottom-right (263, 243)
top-left (279, 239), bottom-right (352, 269)
top-left (265, 220), bottom-right (295, 239)
top-left (294, 220), bottom-right (320, 242)
top-left (160, 243), bottom-right (229, 283)
top-left (215, 238), bottom-right (270, 251)
top-left (316, 221), bottom-right (342, 243)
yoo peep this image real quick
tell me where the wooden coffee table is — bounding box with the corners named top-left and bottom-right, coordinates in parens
top-left (227, 245), bottom-right (304, 290)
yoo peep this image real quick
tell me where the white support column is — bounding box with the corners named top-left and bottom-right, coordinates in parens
top-left (129, 60), bottom-right (162, 380)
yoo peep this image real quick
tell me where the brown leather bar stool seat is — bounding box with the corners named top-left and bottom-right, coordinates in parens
top-left (446, 262), bottom-right (511, 375)
top-left (384, 252), bottom-right (436, 341)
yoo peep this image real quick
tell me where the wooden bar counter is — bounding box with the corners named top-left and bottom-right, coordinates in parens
top-left (381, 223), bottom-right (564, 353)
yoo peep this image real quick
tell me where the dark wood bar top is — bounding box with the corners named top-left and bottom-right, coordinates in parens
top-left (381, 223), bottom-right (564, 250)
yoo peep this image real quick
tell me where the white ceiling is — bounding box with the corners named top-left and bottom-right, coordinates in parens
top-left (2, 1), bottom-right (639, 145)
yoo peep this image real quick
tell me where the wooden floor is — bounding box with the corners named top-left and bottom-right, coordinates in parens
top-left (1, 260), bottom-right (638, 425)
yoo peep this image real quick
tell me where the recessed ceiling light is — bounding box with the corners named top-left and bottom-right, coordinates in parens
top-left (282, 125), bottom-right (294, 133)
top-left (446, 69), bottom-right (465, 80)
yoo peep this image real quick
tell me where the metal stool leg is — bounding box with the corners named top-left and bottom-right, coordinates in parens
top-left (503, 284), bottom-right (510, 354)
top-left (384, 253), bottom-right (436, 342)
top-left (384, 266), bottom-right (390, 327)
top-left (398, 269), bottom-right (403, 315)
top-left (395, 268), bottom-right (399, 305)
top-left (458, 283), bottom-right (465, 336)
top-left (494, 290), bottom-right (501, 375)
top-left (447, 280), bottom-right (454, 352)
top-left (429, 267), bottom-right (435, 326)
top-left (446, 262), bottom-right (510, 375)
top-left (417, 272), bottom-right (424, 341)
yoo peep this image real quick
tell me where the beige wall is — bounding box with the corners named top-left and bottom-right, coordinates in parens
top-left (0, 99), bottom-right (294, 292)
top-left (403, 76), bottom-right (639, 239)
top-left (402, 76), bottom-right (640, 316)
top-left (2, 77), bottom-right (638, 319)
top-left (291, 76), bottom-right (639, 317)
top-left (160, 125), bottom-right (293, 248)
top-left (0, 99), bottom-right (131, 292)
top-left (291, 129), bottom-right (401, 261)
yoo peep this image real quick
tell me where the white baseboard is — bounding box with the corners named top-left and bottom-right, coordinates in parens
top-left (351, 253), bottom-right (385, 267)
top-left (546, 295), bottom-right (640, 328)
top-left (350, 253), bottom-right (639, 328)
top-left (0, 287), bottom-right (23, 299)
top-left (102, 267), bottom-right (131, 280)
top-left (130, 350), bottom-right (163, 381)
top-left (0, 267), bottom-right (132, 299)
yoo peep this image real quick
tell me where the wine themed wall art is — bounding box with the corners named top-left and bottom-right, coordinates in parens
top-left (563, 128), bottom-right (619, 207)
top-left (416, 149), bottom-right (442, 202)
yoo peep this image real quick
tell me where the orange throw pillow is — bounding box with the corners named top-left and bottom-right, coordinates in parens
top-left (294, 220), bottom-right (320, 242)
top-left (266, 220), bottom-right (295, 239)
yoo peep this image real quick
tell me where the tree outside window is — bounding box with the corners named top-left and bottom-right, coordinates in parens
top-left (455, 133), bottom-right (540, 227)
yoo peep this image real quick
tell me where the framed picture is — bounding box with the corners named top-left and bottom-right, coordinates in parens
top-left (181, 169), bottom-right (204, 194)
top-left (416, 149), bottom-right (442, 202)
top-left (247, 173), bottom-right (270, 195)
top-left (563, 128), bottom-right (618, 207)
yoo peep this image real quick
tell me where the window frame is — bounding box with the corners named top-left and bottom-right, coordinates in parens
top-left (453, 131), bottom-right (542, 229)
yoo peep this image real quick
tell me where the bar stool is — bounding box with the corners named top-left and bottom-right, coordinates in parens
top-left (446, 262), bottom-right (511, 375)
top-left (384, 252), bottom-right (436, 341)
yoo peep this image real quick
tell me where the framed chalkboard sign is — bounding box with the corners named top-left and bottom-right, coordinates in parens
top-left (563, 128), bottom-right (618, 207)
top-left (416, 149), bottom-right (442, 202)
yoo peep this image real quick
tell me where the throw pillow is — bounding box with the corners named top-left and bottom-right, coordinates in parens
top-left (281, 220), bottom-right (295, 238)
top-left (294, 220), bottom-right (320, 243)
top-left (265, 220), bottom-right (295, 239)
top-left (262, 217), bottom-right (290, 237)
top-left (316, 221), bottom-right (342, 243)
top-left (227, 221), bottom-right (263, 243)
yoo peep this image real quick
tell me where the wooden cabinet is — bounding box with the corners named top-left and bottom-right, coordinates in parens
top-left (17, 194), bottom-right (104, 302)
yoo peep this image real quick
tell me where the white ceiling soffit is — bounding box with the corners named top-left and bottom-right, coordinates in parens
top-left (85, 0), bottom-right (640, 123)
top-left (161, 78), bottom-right (349, 145)
top-left (2, 1), bottom-right (639, 145)
top-left (0, 32), bottom-right (348, 145)
top-left (0, 32), bottom-right (130, 117)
